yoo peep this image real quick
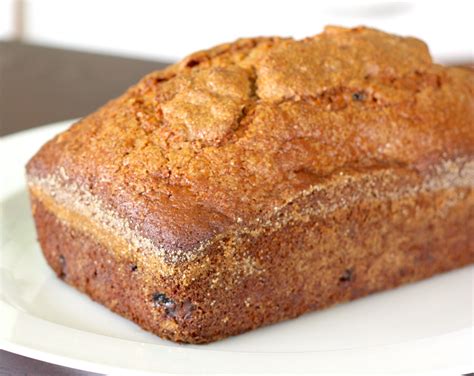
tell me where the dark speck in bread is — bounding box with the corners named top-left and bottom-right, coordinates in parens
top-left (352, 91), bottom-right (366, 101)
top-left (59, 254), bottom-right (66, 278)
top-left (339, 268), bottom-right (354, 283)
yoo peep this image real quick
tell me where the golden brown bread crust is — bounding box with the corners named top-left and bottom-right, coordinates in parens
top-left (26, 26), bottom-right (474, 343)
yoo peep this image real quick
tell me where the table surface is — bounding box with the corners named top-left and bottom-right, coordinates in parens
top-left (0, 41), bottom-right (169, 136)
top-left (0, 40), bottom-right (169, 376)
top-left (0, 41), bottom-right (472, 376)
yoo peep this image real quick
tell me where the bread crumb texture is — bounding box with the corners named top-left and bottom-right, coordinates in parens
top-left (27, 26), bottom-right (474, 253)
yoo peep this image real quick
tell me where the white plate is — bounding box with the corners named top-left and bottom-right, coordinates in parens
top-left (0, 120), bottom-right (473, 375)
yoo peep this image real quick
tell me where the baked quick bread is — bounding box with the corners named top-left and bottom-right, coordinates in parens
top-left (26, 26), bottom-right (474, 343)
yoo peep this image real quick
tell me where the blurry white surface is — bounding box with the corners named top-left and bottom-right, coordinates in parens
top-left (0, 121), bottom-right (473, 374)
top-left (20, 0), bottom-right (474, 62)
top-left (0, 0), bottom-right (15, 40)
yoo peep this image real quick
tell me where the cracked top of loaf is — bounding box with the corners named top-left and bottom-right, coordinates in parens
top-left (27, 26), bottom-right (474, 256)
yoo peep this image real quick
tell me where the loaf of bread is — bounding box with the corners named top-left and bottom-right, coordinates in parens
top-left (26, 26), bottom-right (474, 343)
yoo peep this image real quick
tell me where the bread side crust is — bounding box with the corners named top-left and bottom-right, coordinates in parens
top-left (28, 158), bottom-right (474, 342)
